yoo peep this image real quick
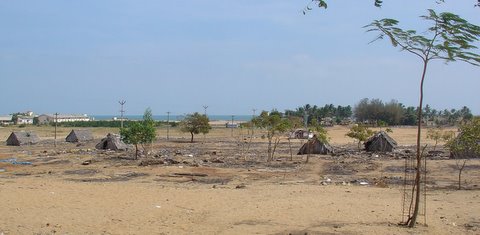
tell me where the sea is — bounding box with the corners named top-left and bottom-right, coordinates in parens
top-left (92, 115), bottom-right (253, 122)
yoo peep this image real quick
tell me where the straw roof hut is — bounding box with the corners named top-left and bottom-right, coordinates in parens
top-left (298, 136), bottom-right (334, 155)
top-left (95, 133), bottom-right (128, 151)
top-left (364, 131), bottom-right (397, 152)
top-left (65, 129), bottom-right (94, 143)
top-left (6, 131), bottom-right (40, 146)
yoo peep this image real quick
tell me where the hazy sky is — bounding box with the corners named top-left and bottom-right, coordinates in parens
top-left (1, 1), bottom-right (479, 115)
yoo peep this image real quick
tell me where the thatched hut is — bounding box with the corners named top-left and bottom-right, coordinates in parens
top-left (6, 131), bottom-right (40, 146)
top-left (65, 129), bottom-right (94, 143)
top-left (95, 133), bottom-right (128, 151)
top-left (364, 131), bottom-right (397, 152)
top-left (298, 136), bottom-right (334, 155)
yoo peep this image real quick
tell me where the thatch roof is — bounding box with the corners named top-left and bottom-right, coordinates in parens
top-left (65, 129), bottom-right (94, 143)
top-left (95, 133), bottom-right (128, 151)
top-left (298, 136), bottom-right (334, 155)
top-left (364, 131), bottom-right (397, 152)
top-left (6, 131), bottom-right (40, 146)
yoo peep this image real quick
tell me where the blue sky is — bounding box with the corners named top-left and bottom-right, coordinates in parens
top-left (0, 1), bottom-right (479, 115)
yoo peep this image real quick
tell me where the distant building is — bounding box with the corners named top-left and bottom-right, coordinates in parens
top-left (16, 116), bottom-right (34, 125)
top-left (225, 122), bottom-right (239, 128)
top-left (37, 114), bottom-right (91, 125)
top-left (0, 115), bottom-right (13, 125)
top-left (11, 111), bottom-right (35, 125)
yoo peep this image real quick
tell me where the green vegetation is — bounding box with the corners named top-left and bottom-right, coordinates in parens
top-left (426, 128), bottom-right (455, 151)
top-left (285, 104), bottom-right (352, 125)
top-left (120, 108), bottom-right (157, 159)
top-left (446, 118), bottom-right (480, 190)
top-left (305, 0), bottom-right (479, 12)
top-left (346, 125), bottom-right (374, 150)
top-left (179, 112), bottom-right (211, 143)
top-left (366, 9), bottom-right (480, 227)
top-left (353, 99), bottom-right (473, 126)
top-left (446, 118), bottom-right (480, 158)
top-left (252, 110), bottom-right (292, 162)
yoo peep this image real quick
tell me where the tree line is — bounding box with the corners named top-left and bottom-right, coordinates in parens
top-left (285, 104), bottom-right (353, 126)
top-left (353, 98), bottom-right (473, 126)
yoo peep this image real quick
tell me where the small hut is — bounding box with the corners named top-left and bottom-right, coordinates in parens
top-left (65, 129), bottom-right (94, 143)
top-left (95, 133), bottom-right (128, 151)
top-left (364, 131), bottom-right (397, 152)
top-left (6, 131), bottom-right (40, 146)
top-left (298, 136), bottom-right (334, 155)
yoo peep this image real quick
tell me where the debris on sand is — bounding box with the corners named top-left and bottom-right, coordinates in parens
top-left (139, 159), bottom-right (165, 166)
top-left (235, 184), bottom-right (246, 189)
top-left (0, 158), bottom-right (32, 165)
top-left (173, 173), bottom-right (208, 177)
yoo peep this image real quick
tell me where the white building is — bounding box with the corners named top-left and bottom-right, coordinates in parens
top-left (0, 115), bottom-right (13, 125)
top-left (37, 114), bottom-right (91, 124)
top-left (16, 116), bottom-right (34, 125)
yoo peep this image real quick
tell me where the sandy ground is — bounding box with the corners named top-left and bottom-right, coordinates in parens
top-left (0, 125), bottom-right (479, 234)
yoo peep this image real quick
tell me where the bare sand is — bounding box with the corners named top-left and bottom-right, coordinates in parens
top-left (0, 125), bottom-right (478, 234)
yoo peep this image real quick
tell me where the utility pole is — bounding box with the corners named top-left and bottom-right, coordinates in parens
top-left (304, 110), bottom-right (308, 130)
top-left (166, 111), bottom-right (170, 140)
top-left (54, 112), bottom-right (58, 148)
top-left (119, 100), bottom-right (126, 128)
top-left (252, 108), bottom-right (256, 136)
top-left (231, 115), bottom-right (234, 137)
top-left (203, 105), bottom-right (208, 116)
top-left (202, 106), bottom-right (208, 143)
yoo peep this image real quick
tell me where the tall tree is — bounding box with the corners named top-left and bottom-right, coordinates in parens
top-left (365, 9), bottom-right (480, 227)
top-left (180, 112), bottom-right (211, 143)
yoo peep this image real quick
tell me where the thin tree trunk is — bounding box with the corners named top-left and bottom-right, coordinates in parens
top-left (190, 132), bottom-right (194, 143)
top-left (271, 137), bottom-right (281, 161)
top-left (135, 144), bottom-right (138, 160)
top-left (267, 138), bottom-right (272, 162)
top-left (306, 140), bottom-right (312, 163)
top-left (458, 168), bottom-right (462, 190)
top-left (244, 131), bottom-right (254, 161)
top-left (457, 159), bottom-right (467, 190)
top-left (288, 138), bottom-right (293, 161)
top-left (408, 60), bottom-right (428, 227)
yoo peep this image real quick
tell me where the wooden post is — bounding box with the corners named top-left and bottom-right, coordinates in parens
top-left (54, 112), bottom-right (58, 148)
top-left (119, 100), bottom-right (126, 129)
top-left (166, 111), bottom-right (170, 140)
